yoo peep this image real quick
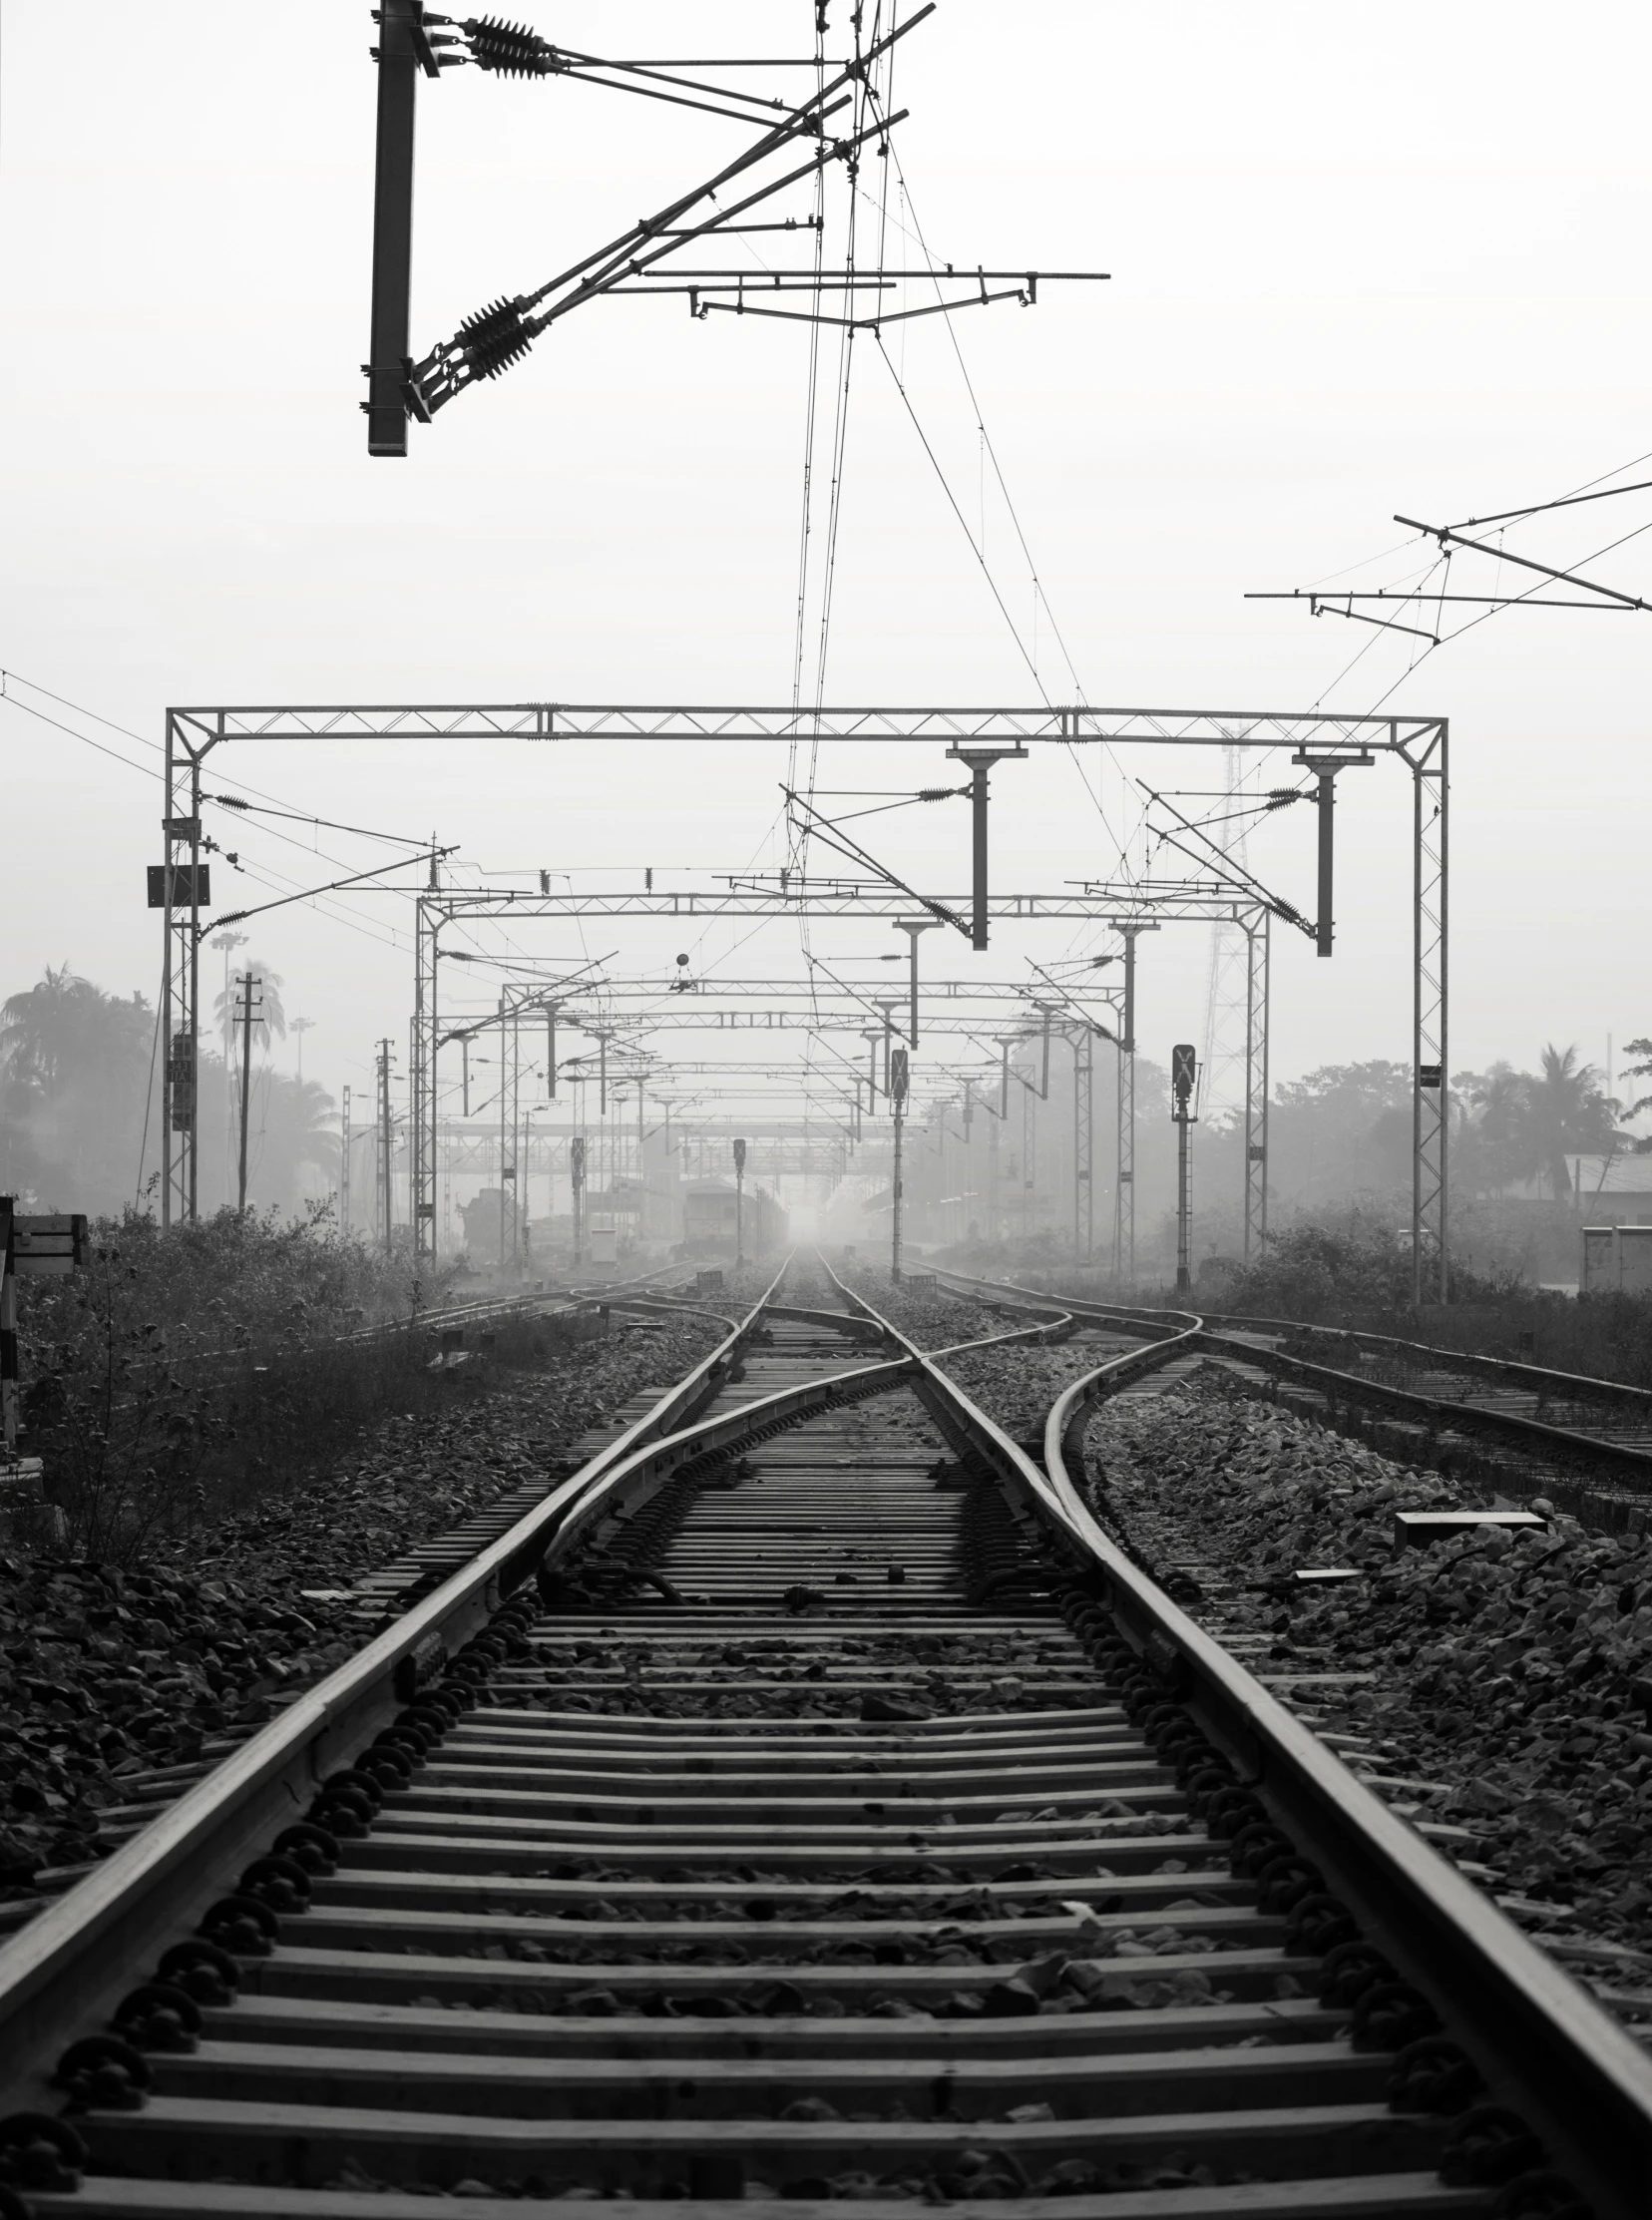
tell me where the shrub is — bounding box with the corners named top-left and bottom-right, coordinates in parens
top-left (14, 1204), bottom-right (472, 1561)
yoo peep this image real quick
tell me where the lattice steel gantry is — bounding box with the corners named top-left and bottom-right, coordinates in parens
top-left (159, 701), bottom-right (1447, 1300)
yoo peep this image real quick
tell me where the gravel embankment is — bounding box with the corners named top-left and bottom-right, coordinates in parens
top-left (938, 1343), bottom-right (1120, 1444)
top-left (0, 1315), bottom-right (722, 1920)
top-left (835, 1275), bottom-right (1009, 1352)
top-left (1085, 1371), bottom-right (1652, 2033)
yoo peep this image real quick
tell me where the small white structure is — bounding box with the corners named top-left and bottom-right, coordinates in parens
top-left (1581, 1224), bottom-right (1652, 1294)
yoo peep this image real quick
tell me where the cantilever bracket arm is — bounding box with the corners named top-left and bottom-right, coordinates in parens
top-left (408, 109), bottom-right (898, 419)
top-left (1138, 786), bottom-right (1317, 946)
top-left (782, 786), bottom-right (971, 941)
top-left (1394, 514), bottom-right (1652, 613)
top-left (371, 3), bottom-right (932, 447)
top-left (205, 845), bottom-right (460, 935)
top-left (680, 272), bottom-right (1106, 330)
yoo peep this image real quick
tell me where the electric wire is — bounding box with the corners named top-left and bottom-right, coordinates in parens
top-left (0, 671), bottom-right (424, 955)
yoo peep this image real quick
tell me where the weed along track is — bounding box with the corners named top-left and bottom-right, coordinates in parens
top-left (1, 1261), bottom-right (1650, 2216)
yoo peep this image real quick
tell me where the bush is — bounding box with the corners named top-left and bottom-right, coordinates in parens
top-left (14, 1204), bottom-right (476, 1561)
top-left (1186, 1208), bottom-right (1652, 1390)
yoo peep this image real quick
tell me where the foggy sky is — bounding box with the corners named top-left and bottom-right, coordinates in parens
top-left (4, 2), bottom-right (1649, 1132)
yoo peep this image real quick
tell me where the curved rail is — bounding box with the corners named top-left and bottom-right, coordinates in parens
top-left (0, 1257), bottom-right (804, 2111)
top-left (926, 1262), bottom-right (1652, 1501)
top-left (5, 1257), bottom-right (1651, 2215)
top-left (1201, 1307), bottom-right (1652, 1419)
top-left (826, 1259), bottom-right (1652, 2215)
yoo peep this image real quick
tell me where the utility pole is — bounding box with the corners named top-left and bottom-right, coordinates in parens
top-left (571, 1133), bottom-right (586, 1267)
top-left (1293, 749), bottom-right (1373, 957)
top-left (290, 1015), bottom-right (315, 1084)
top-left (234, 972), bottom-right (261, 1213)
top-left (945, 743), bottom-right (1028, 951)
top-left (211, 929), bottom-right (249, 1206)
top-left (892, 920), bottom-right (940, 1045)
top-left (1070, 1025), bottom-right (1094, 1265)
top-left (1171, 1043), bottom-right (1198, 1297)
top-left (733, 1137), bottom-right (746, 1268)
top-left (365, 0), bottom-right (427, 457)
top-left (340, 1084), bottom-right (352, 1236)
top-left (861, 1029), bottom-right (882, 1104)
top-left (875, 1000), bottom-right (903, 1088)
top-left (1110, 921), bottom-right (1159, 1287)
top-left (377, 1039), bottom-right (394, 1256)
top-left (521, 1108), bottom-right (533, 1267)
top-left (890, 1047), bottom-right (909, 1280)
top-left (499, 996), bottom-right (516, 1275)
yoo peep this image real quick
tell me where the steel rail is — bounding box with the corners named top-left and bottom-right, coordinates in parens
top-left (1195, 1307), bottom-right (1652, 1415)
top-left (11, 1255), bottom-right (1651, 2210)
top-left (1198, 1327), bottom-right (1652, 1486)
top-left (0, 1258), bottom-right (814, 2115)
top-left (921, 1262), bottom-right (1196, 1345)
top-left (822, 1262), bottom-right (1652, 2214)
top-left (926, 1266), bottom-right (1652, 1488)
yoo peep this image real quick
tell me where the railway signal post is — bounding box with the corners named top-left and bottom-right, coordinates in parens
top-left (890, 1048), bottom-right (910, 1282)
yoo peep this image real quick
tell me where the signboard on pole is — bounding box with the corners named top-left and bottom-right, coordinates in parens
top-left (9, 1215), bottom-right (90, 1275)
top-left (148, 865), bottom-right (210, 908)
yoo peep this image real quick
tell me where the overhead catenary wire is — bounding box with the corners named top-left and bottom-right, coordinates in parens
top-left (853, 124), bottom-right (1129, 888)
top-left (0, 668), bottom-right (430, 954)
top-left (784, 3), bottom-right (833, 1010)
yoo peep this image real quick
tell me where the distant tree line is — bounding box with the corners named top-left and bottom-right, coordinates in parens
top-left (1197, 1044), bottom-right (1645, 1216)
top-left (1, 964), bottom-right (337, 1215)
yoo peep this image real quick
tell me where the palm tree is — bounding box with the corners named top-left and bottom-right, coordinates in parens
top-left (211, 962), bottom-right (287, 1057)
top-left (245, 1074), bottom-right (339, 1209)
top-left (1461, 1064), bottom-right (1533, 1193)
top-left (1522, 1044), bottom-right (1616, 1200)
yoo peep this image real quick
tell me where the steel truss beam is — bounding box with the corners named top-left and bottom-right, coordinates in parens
top-left (167, 703), bottom-right (1442, 748)
top-left (431, 887), bottom-right (1199, 921)
top-left (160, 703), bottom-right (1445, 1299)
top-left (442, 1006), bottom-right (1063, 1038)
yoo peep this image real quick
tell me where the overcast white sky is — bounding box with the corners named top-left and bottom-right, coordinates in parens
top-left (4, 1), bottom-right (1650, 1131)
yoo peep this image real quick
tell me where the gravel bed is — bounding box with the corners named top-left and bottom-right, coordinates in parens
top-left (937, 1342), bottom-right (1122, 1445)
top-left (0, 1315), bottom-right (722, 1924)
top-left (517, 1628), bottom-right (1094, 1723)
top-left (1083, 1369), bottom-right (1652, 2037)
top-left (835, 1274), bottom-right (1012, 1352)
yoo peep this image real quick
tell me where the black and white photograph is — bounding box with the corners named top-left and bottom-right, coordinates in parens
top-left (2, 5), bottom-right (1651, 2213)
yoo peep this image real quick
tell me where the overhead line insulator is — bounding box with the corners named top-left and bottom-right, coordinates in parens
top-left (461, 15), bottom-right (560, 75)
top-left (457, 297), bottom-right (536, 380)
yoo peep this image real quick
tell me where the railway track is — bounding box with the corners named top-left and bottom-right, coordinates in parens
top-left (2, 1258), bottom-right (1650, 2216)
top-left (926, 1266), bottom-right (1652, 1535)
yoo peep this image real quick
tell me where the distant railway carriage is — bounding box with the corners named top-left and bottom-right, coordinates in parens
top-left (681, 1178), bottom-right (787, 1258)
